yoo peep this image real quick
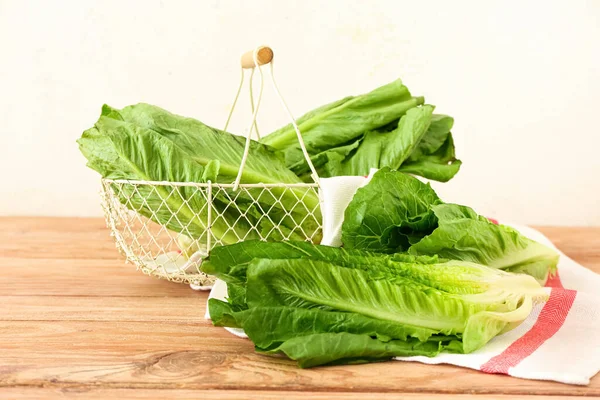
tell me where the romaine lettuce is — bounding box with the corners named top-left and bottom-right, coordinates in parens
top-left (78, 104), bottom-right (321, 244)
top-left (261, 79), bottom-right (424, 168)
top-left (342, 169), bottom-right (559, 283)
top-left (261, 79), bottom-right (461, 182)
top-left (203, 241), bottom-right (547, 367)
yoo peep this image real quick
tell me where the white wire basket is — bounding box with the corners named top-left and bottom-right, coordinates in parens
top-left (100, 46), bottom-right (324, 287)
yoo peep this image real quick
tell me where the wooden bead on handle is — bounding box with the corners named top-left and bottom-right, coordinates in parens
top-left (240, 46), bottom-right (274, 69)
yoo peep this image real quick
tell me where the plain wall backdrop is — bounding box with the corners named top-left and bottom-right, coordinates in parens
top-left (1, 0), bottom-right (599, 225)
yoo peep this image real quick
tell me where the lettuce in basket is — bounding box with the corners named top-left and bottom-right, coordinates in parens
top-left (260, 79), bottom-right (461, 182)
top-left (77, 103), bottom-right (321, 245)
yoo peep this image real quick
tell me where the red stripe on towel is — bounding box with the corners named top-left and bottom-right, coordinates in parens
top-left (544, 271), bottom-right (564, 289)
top-left (480, 288), bottom-right (576, 374)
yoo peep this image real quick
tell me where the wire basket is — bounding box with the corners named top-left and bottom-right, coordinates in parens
top-left (100, 46), bottom-right (324, 287)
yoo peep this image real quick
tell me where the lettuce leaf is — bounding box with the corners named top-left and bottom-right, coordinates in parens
top-left (246, 258), bottom-right (542, 342)
top-left (205, 241), bottom-right (547, 367)
top-left (311, 105), bottom-right (435, 177)
top-left (261, 80), bottom-right (461, 183)
top-left (398, 116), bottom-right (462, 182)
top-left (201, 239), bottom-right (446, 288)
top-left (409, 204), bottom-right (559, 284)
top-left (209, 302), bottom-right (451, 346)
top-left (342, 169), bottom-right (559, 283)
top-left (260, 79), bottom-right (426, 173)
top-left (259, 333), bottom-right (444, 368)
top-left (78, 104), bottom-right (322, 244)
top-left (201, 240), bottom-right (385, 283)
top-left (79, 108), bottom-right (249, 243)
top-left (291, 111), bottom-right (462, 182)
top-left (341, 168), bottom-right (442, 252)
top-left (407, 114), bottom-right (455, 157)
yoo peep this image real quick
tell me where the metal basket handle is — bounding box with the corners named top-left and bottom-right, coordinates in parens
top-left (225, 46), bottom-right (321, 190)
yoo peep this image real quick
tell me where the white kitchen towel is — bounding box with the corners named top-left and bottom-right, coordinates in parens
top-left (319, 168), bottom-right (378, 246)
top-left (205, 175), bottom-right (600, 385)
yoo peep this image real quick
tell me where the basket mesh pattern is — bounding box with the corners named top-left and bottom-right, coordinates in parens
top-left (101, 179), bottom-right (322, 286)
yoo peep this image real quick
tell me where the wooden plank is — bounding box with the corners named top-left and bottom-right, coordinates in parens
top-left (0, 217), bottom-right (106, 235)
top-left (0, 217), bottom-right (118, 260)
top-left (0, 321), bottom-right (597, 396)
top-left (536, 226), bottom-right (600, 270)
top-left (0, 321), bottom-right (239, 351)
top-left (0, 296), bottom-right (207, 322)
top-left (0, 257), bottom-right (197, 297)
top-left (0, 347), bottom-right (597, 396)
top-left (0, 388), bottom-right (591, 400)
top-left (0, 216), bottom-right (204, 295)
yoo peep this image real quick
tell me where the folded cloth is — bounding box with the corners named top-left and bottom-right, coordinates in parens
top-left (319, 169), bottom-right (378, 246)
top-left (205, 175), bottom-right (600, 385)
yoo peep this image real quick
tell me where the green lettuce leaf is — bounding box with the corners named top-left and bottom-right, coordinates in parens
top-left (342, 169), bottom-right (559, 283)
top-left (81, 104), bottom-right (304, 186)
top-left (209, 303), bottom-right (452, 346)
top-left (313, 105), bottom-right (435, 177)
top-left (288, 139), bottom-right (362, 180)
top-left (406, 114), bottom-right (455, 158)
top-left (260, 79), bottom-right (425, 172)
top-left (259, 332), bottom-right (444, 368)
top-left (341, 168), bottom-right (442, 252)
top-left (207, 299), bottom-right (241, 328)
top-left (79, 109), bottom-right (249, 243)
top-left (205, 239), bottom-right (547, 367)
top-left (409, 204), bottom-right (559, 284)
top-left (201, 239), bottom-right (449, 288)
top-left (78, 104), bottom-right (322, 244)
top-left (281, 107), bottom-right (461, 183)
top-left (245, 257), bottom-right (545, 352)
top-left (201, 240), bottom-right (385, 284)
top-left (113, 104), bottom-right (321, 234)
top-left (398, 131), bottom-right (462, 182)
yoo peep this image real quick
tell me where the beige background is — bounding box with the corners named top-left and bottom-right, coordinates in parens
top-left (1, 0), bottom-right (599, 225)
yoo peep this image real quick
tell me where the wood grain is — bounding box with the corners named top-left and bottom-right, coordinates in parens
top-left (0, 258), bottom-right (196, 297)
top-left (0, 296), bottom-right (207, 322)
top-left (0, 217), bottom-right (118, 260)
top-left (536, 226), bottom-right (600, 268)
top-left (0, 217), bottom-right (598, 399)
top-left (0, 320), bottom-right (598, 396)
top-left (2, 388), bottom-right (591, 400)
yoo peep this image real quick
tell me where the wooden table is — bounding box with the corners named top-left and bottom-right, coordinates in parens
top-left (0, 217), bottom-right (598, 399)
